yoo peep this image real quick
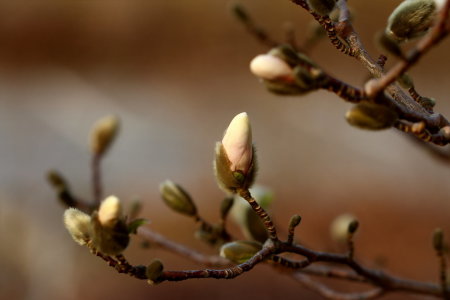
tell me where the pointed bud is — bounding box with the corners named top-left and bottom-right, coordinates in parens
top-left (307, 0), bottom-right (336, 16)
top-left (289, 215), bottom-right (302, 229)
top-left (386, 0), bottom-right (439, 42)
top-left (222, 112), bottom-right (253, 174)
top-left (159, 180), bottom-right (197, 217)
top-left (214, 113), bottom-right (256, 192)
top-left (220, 240), bottom-right (262, 264)
top-left (89, 115), bottom-right (120, 156)
top-left (345, 102), bottom-right (398, 130)
top-left (330, 214), bottom-right (357, 243)
top-left (64, 208), bottom-right (92, 245)
top-left (98, 195), bottom-right (123, 228)
top-left (47, 170), bottom-right (68, 189)
top-left (146, 259), bottom-right (164, 285)
top-left (250, 54), bottom-right (293, 81)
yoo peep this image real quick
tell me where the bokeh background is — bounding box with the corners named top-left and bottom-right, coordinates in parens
top-left (1, 0), bottom-right (449, 299)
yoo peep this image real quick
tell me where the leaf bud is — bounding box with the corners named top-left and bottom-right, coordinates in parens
top-left (159, 180), bottom-right (197, 217)
top-left (219, 240), bottom-right (262, 264)
top-left (63, 208), bottom-right (92, 245)
top-left (386, 0), bottom-right (440, 42)
top-left (345, 102), bottom-right (398, 130)
top-left (89, 115), bottom-right (120, 156)
top-left (307, 0), bottom-right (336, 16)
top-left (47, 170), bottom-right (68, 190)
top-left (289, 214), bottom-right (302, 229)
top-left (146, 259), bottom-right (164, 285)
top-left (330, 214), bottom-right (357, 243)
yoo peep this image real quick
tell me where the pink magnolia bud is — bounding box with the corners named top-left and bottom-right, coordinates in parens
top-left (250, 54), bottom-right (293, 81)
top-left (222, 112), bottom-right (253, 174)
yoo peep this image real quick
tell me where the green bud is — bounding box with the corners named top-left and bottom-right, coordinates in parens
top-left (386, 0), bottom-right (438, 42)
top-left (214, 143), bottom-right (257, 193)
top-left (146, 259), bottom-right (164, 284)
top-left (220, 197), bottom-right (234, 220)
top-left (64, 208), bottom-right (92, 245)
top-left (376, 31), bottom-right (404, 58)
top-left (90, 212), bottom-right (130, 255)
top-left (330, 214), bottom-right (357, 243)
top-left (47, 170), bottom-right (68, 189)
top-left (307, 0), bottom-right (336, 16)
top-left (345, 102), bottom-right (398, 130)
top-left (289, 215), bottom-right (302, 229)
top-left (159, 180), bottom-right (197, 217)
top-left (89, 115), bottom-right (120, 156)
top-left (433, 228), bottom-right (444, 252)
top-left (220, 240), bottom-right (262, 263)
top-left (231, 3), bottom-right (249, 22)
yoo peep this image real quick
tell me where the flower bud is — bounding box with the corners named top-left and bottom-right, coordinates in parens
top-left (214, 113), bottom-right (256, 192)
top-left (220, 240), bottom-right (262, 264)
top-left (307, 0), bottom-right (336, 16)
top-left (89, 115), bottom-right (120, 156)
top-left (91, 211), bottom-right (130, 255)
top-left (146, 259), bottom-right (164, 285)
top-left (386, 0), bottom-right (440, 42)
top-left (330, 214), bottom-right (357, 243)
top-left (64, 208), bottom-right (92, 245)
top-left (98, 195), bottom-right (123, 228)
top-left (159, 180), bottom-right (197, 217)
top-left (250, 54), bottom-right (293, 81)
top-left (345, 102), bottom-right (398, 130)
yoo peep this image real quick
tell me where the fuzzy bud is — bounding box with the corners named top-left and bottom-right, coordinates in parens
top-left (386, 0), bottom-right (440, 42)
top-left (220, 240), bottom-right (262, 264)
top-left (330, 214), bottom-right (357, 243)
top-left (159, 180), bottom-right (197, 217)
top-left (146, 259), bottom-right (164, 285)
top-left (98, 195), bottom-right (123, 228)
top-left (307, 0), bottom-right (336, 16)
top-left (64, 208), bottom-right (92, 245)
top-left (345, 102), bottom-right (398, 130)
top-left (89, 115), bottom-right (120, 156)
top-left (214, 113), bottom-right (256, 192)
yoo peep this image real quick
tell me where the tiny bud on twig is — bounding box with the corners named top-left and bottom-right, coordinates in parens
top-left (89, 115), bottom-right (120, 156)
top-left (159, 180), bottom-right (197, 217)
top-left (220, 240), bottom-right (262, 263)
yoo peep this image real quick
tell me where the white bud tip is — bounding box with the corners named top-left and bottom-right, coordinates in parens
top-left (222, 112), bottom-right (253, 173)
top-left (250, 54), bottom-right (292, 80)
top-left (98, 195), bottom-right (122, 227)
top-left (64, 208), bottom-right (92, 245)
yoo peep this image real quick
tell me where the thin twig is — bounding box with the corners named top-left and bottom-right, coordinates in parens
top-left (92, 154), bottom-right (102, 205)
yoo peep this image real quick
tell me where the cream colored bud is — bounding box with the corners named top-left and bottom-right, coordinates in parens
top-left (89, 115), bottom-right (120, 156)
top-left (222, 112), bottom-right (253, 174)
top-left (98, 195), bottom-right (122, 228)
top-left (250, 54), bottom-right (293, 81)
top-left (220, 240), bottom-right (262, 264)
top-left (64, 208), bottom-right (92, 245)
top-left (330, 214), bottom-right (356, 243)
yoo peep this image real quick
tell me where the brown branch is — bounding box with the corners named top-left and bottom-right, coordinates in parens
top-left (137, 227), bottom-right (230, 267)
top-left (293, 273), bottom-right (385, 300)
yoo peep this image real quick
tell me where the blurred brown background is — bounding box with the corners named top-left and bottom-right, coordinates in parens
top-left (0, 0), bottom-right (449, 299)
